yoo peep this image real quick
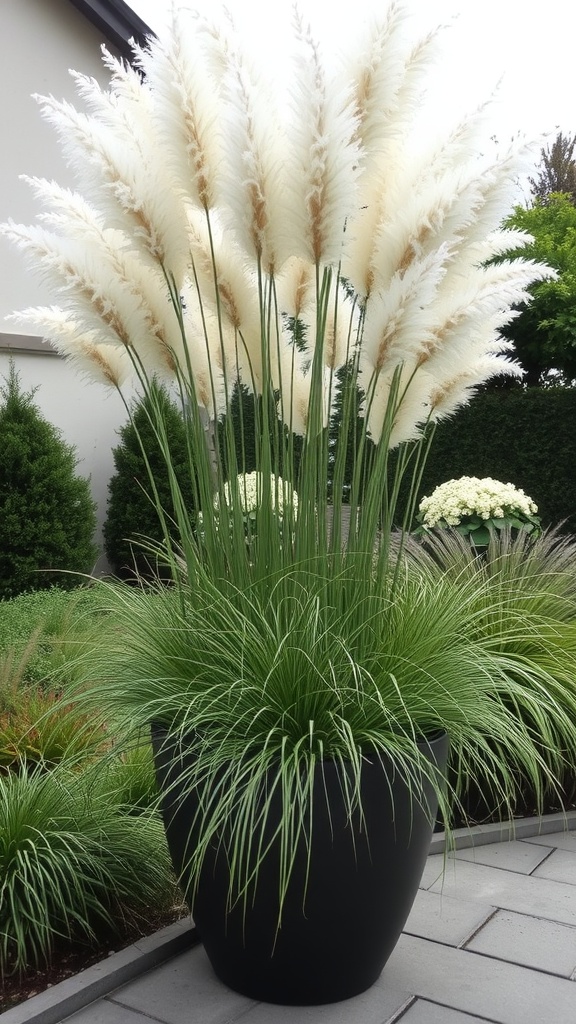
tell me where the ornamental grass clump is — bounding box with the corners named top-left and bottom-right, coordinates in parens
top-left (3, 1), bottom-right (576, 914)
top-left (401, 526), bottom-right (576, 820)
top-left (417, 476), bottom-right (542, 546)
top-left (0, 756), bottom-right (176, 977)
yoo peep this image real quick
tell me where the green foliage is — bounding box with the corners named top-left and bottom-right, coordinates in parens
top-left (0, 758), bottom-right (176, 976)
top-left (400, 388), bottom-right (576, 534)
top-left (407, 528), bottom-right (576, 819)
top-left (0, 674), bottom-right (104, 774)
top-left (529, 132), bottom-right (576, 205)
top-left (500, 194), bottom-right (576, 385)
top-left (109, 742), bottom-right (160, 815)
top-left (103, 381), bottom-right (197, 579)
top-left (0, 362), bottom-right (98, 599)
top-left (0, 584), bottom-right (174, 977)
top-left (0, 587), bottom-right (107, 775)
top-left (0, 586), bottom-right (101, 685)
top-left (67, 554), bottom-right (576, 905)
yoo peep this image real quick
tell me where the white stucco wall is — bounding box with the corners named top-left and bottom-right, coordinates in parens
top-left (0, 0), bottom-right (132, 571)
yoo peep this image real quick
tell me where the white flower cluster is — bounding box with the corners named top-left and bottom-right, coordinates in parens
top-left (418, 476), bottom-right (538, 528)
top-left (215, 473), bottom-right (298, 518)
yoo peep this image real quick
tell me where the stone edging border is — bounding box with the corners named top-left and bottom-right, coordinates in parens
top-left (0, 919), bottom-right (199, 1024)
top-left (3, 809), bottom-right (576, 1024)
top-left (430, 807), bottom-right (576, 855)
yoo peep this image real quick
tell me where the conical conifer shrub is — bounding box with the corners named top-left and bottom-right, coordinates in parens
top-left (103, 381), bottom-right (197, 580)
top-left (0, 361), bottom-right (97, 598)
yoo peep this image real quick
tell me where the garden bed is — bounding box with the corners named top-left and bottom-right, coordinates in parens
top-left (0, 907), bottom-right (187, 1015)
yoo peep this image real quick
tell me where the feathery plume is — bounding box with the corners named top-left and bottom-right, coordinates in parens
top-left (33, 89), bottom-right (189, 283)
top-left (9, 306), bottom-right (131, 388)
top-left (1, 2), bottom-right (554, 463)
top-left (218, 48), bottom-right (288, 273)
top-left (283, 11), bottom-right (360, 266)
top-left (343, 4), bottom-right (411, 157)
top-left (132, 9), bottom-right (223, 211)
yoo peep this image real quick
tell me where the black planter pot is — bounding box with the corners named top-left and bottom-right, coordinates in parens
top-left (152, 725), bottom-right (448, 1006)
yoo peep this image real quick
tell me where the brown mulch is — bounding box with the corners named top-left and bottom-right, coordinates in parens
top-left (0, 906), bottom-right (187, 1015)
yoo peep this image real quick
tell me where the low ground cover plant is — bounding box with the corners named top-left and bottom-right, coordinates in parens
top-left (0, 587), bottom-right (106, 769)
top-left (0, 586), bottom-right (101, 686)
top-left (415, 477), bottom-right (542, 546)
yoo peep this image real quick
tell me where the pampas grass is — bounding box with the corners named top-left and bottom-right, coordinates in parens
top-left (3, 2), bottom-right (574, 908)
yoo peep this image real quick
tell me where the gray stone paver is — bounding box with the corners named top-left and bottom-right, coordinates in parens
top-left (421, 853), bottom-right (576, 926)
top-left (522, 829), bottom-right (576, 852)
top-left (450, 839), bottom-right (552, 874)
top-left (403, 888), bottom-right (494, 947)
top-left (61, 1004), bottom-right (156, 1024)
top-left (531, 846), bottom-right (576, 885)
top-left (236, 983), bottom-right (412, 1024)
top-left (464, 907), bottom-right (576, 977)
top-left (103, 948), bottom-right (257, 1024)
top-left (382, 934), bottom-right (576, 1024)
top-left (397, 1000), bottom-right (497, 1023)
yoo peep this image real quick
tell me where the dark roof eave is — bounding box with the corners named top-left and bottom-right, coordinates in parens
top-left (67, 0), bottom-right (154, 61)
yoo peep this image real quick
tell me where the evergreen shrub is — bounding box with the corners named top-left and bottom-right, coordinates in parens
top-left (391, 388), bottom-right (576, 534)
top-left (103, 382), bottom-right (197, 579)
top-left (0, 362), bottom-right (98, 599)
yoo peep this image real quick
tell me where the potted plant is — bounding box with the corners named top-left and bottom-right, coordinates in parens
top-left (415, 476), bottom-right (542, 548)
top-left (4, 3), bottom-right (576, 1005)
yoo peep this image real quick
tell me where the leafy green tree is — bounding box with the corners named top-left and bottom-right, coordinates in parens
top-left (0, 361), bottom-right (98, 599)
top-left (103, 381), bottom-right (197, 579)
top-left (529, 132), bottom-right (576, 205)
top-left (500, 193), bottom-right (576, 385)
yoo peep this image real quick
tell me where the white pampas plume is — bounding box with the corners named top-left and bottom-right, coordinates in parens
top-left (33, 86), bottom-right (189, 283)
top-left (359, 360), bottom-right (432, 446)
top-left (283, 10), bottom-right (360, 266)
top-left (132, 8), bottom-right (223, 211)
top-left (343, 4), bottom-right (410, 155)
top-left (467, 229), bottom-right (536, 264)
top-left (1, 219), bottom-right (184, 379)
top-left (9, 306), bottom-right (131, 388)
top-left (360, 245), bottom-right (450, 377)
top-left (276, 257), bottom-right (316, 321)
top-left (173, 295), bottom-right (228, 417)
top-left (219, 47), bottom-right (288, 273)
top-left (442, 139), bottom-right (539, 261)
top-left (277, 358), bottom-right (332, 437)
top-left (417, 257), bottom-right (554, 393)
top-left (429, 355), bottom-right (522, 422)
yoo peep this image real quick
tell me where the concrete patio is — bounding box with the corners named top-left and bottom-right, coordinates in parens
top-left (3, 813), bottom-right (576, 1024)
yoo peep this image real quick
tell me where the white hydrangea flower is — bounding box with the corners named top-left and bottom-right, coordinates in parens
top-left (418, 476), bottom-right (537, 528)
top-left (215, 472), bottom-right (299, 518)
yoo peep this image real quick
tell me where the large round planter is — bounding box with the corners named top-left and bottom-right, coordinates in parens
top-left (152, 726), bottom-right (448, 1005)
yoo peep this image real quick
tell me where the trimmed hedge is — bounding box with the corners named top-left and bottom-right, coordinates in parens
top-left (410, 388), bottom-right (576, 533)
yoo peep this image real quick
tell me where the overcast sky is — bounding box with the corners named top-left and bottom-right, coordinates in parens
top-left (126, 0), bottom-right (573, 155)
